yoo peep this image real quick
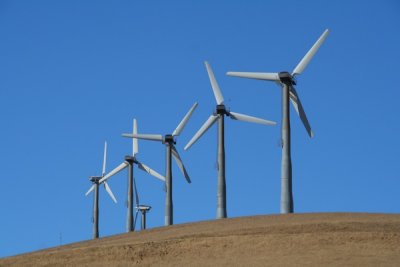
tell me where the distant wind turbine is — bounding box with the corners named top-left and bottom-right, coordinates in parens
top-left (185, 61), bottom-right (276, 219)
top-left (227, 29), bottom-right (330, 213)
top-left (132, 177), bottom-right (151, 231)
top-left (136, 205), bottom-right (151, 230)
top-left (123, 102), bottom-right (198, 226)
top-left (85, 141), bottom-right (117, 239)
top-left (100, 119), bottom-right (165, 232)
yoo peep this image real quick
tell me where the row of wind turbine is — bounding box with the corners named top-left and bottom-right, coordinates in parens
top-left (86, 120), bottom-right (165, 238)
top-left (84, 28), bottom-right (329, 238)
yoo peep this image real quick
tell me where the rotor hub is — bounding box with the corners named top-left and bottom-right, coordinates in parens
top-left (125, 155), bottom-right (135, 164)
top-left (89, 176), bottom-right (101, 183)
top-left (216, 104), bottom-right (228, 115)
top-left (279, 71), bottom-right (296, 85)
top-left (163, 134), bottom-right (175, 144)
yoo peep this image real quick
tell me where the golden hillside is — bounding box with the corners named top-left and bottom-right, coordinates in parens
top-left (1, 213), bottom-right (400, 266)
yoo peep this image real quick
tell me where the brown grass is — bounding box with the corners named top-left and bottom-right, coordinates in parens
top-left (1, 213), bottom-right (400, 266)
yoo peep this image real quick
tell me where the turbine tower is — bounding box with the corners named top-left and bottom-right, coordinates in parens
top-left (85, 141), bottom-right (117, 239)
top-left (227, 29), bottom-right (329, 213)
top-left (100, 119), bottom-right (165, 232)
top-left (123, 102), bottom-right (198, 226)
top-left (184, 62), bottom-right (276, 219)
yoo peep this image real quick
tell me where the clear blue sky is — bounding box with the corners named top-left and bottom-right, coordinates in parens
top-left (1, 0), bottom-right (399, 257)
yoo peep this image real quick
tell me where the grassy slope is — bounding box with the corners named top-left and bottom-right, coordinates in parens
top-left (1, 213), bottom-right (400, 267)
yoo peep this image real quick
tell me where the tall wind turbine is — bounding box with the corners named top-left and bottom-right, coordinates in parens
top-left (85, 141), bottom-right (117, 239)
top-left (100, 119), bottom-right (165, 232)
top-left (227, 29), bottom-right (329, 214)
top-left (184, 62), bottom-right (276, 219)
top-left (123, 102), bottom-right (198, 226)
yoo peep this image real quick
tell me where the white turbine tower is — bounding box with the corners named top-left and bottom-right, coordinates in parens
top-left (122, 102), bottom-right (198, 226)
top-left (227, 29), bottom-right (330, 214)
top-left (184, 62), bottom-right (276, 219)
top-left (100, 119), bottom-right (165, 232)
top-left (85, 141), bottom-right (117, 239)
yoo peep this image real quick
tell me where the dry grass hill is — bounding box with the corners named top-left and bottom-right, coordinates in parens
top-left (1, 213), bottom-right (400, 266)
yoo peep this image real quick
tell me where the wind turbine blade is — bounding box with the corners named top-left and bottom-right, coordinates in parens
top-left (104, 182), bottom-right (117, 203)
top-left (226, 72), bottom-right (280, 81)
top-left (289, 86), bottom-right (314, 138)
top-left (184, 114), bottom-right (219, 150)
top-left (137, 161), bottom-right (166, 182)
top-left (122, 133), bottom-right (163, 142)
top-left (99, 161), bottom-right (129, 184)
top-left (134, 210), bottom-right (139, 231)
top-left (229, 111), bottom-right (277, 126)
top-left (133, 119), bottom-right (138, 156)
top-left (292, 29), bottom-right (330, 76)
top-left (85, 185), bottom-right (95, 196)
top-left (171, 145), bottom-right (191, 183)
top-left (133, 176), bottom-right (139, 206)
top-left (172, 102), bottom-right (198, 137)
top-left (205, 61), bottom-right (224, 105)
top-left (102, 141), bottom-right (107, 176)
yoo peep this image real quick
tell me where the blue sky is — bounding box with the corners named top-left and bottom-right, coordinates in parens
top-left (1, 0), bottom-right (399, 257)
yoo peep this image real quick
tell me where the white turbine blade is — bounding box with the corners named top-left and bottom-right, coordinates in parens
top-left (137, 161), bottom-right (166, 182)
top-left (133, 119), bottom-right (138, 156)
top-left (229, 111), bottom-right (276, 126)
top-left (289, 86), bottom-right (313, 138)
top-left (85, 185), bottom-right (95, 196)
top-left (133, 210), bottom-right (139, 231)
top-left (122, 133), bottom-right (163, 142)
top-left (184, 114), bottom-right (219, 150)
top-left (133, 176), bottom-right (139, 205)
top-left (102, 141), bottom-right (107, 176)
top-left (172, 102), bottom-right (198, 137)
top-left (226, 72), bottom-right (280, 81)
top-left (171, 145), bottom-right (191, 183)
top-left (292, 29), bottom-right (330, 76)
top-left (99, 161), bottom-right (129, 184)
top-left (205, 61), bottom-right (224, 105)
top-left (104, 182), bottom-right (117, 203)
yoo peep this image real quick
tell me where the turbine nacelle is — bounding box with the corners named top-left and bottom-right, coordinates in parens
top-left (163, 134), bottom-right (176, 145)
top-left (278, 72), bottom-right (296, 85)
top-left (215, 104), bottom-right (229, 116)
top-left (89, 176), bottom-right (101, 183)
top-left (137, 205), bottom-right (151, 212)
top-left (124, 155), bottom-right (135, 164)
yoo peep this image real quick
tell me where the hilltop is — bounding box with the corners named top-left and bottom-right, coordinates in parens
top-left (1, 213), bottom-right (400, 266)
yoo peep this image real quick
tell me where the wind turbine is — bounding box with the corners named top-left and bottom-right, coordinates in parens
top-left (85, 141), bottom-right (117, 239)
top-left (99, 119), bottom-right (165, 232)
top-left (132, 176), bottom-right (152, 231)
top-left (122, 102), bottom-right (198, 226)
top-left (184, 61), bottom-right (276, 219)
top-left (227, 29), bottom-right (329, 214)
top-left (137, 205), bottom-right (151, 230)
